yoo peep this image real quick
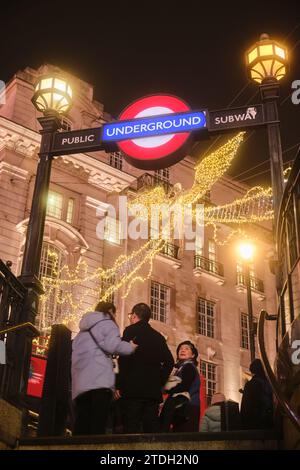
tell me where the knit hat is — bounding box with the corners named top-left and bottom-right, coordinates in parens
top-left (211, 392), bottom-right (225, 405)
top-left (176, 341), bottom-right (198, 360)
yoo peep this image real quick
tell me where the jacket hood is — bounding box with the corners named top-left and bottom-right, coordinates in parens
top-left (79, 311), bottom-right (107, 331)
top-left (205, 405), bottom-right (221, 422)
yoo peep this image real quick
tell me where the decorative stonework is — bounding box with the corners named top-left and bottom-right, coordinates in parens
top-left (52, 156), bottom-right (90, 181)
top-left (85, 196), bottom-right (109, 213)
top-left (88, 171), bottom-right (127, 192)
top-left (0, 162), bottom-right (28, 180)
top-left (0, 117), bottom-right (40, 158)
top-left (16, 217), bottom-right (89, 265)
top-left (0, 116), bottom-right (135, 192)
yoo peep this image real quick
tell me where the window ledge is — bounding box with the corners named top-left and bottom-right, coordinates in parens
top-left (193, 267), bottom-right (225, 285)
top-left (195, 333), bottom-right (216, 340)
top-left (235, 283), bottom-right (265, 301)
top-left (155, 253), bottom-right (181, 269)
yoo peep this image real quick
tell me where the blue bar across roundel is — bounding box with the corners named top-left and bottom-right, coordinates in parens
top-left (102, 110), bottom-right (206, 143)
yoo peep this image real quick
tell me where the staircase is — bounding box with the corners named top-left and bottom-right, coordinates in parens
top-left (18, 430), bottom-right (282, 451)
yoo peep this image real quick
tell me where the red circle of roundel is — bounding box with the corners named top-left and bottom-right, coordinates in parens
top-left (117, 95), bottom-right (190, 162)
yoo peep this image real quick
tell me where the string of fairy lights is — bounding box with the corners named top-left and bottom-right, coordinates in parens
top-left (38, 131), bottom-right (276, 330)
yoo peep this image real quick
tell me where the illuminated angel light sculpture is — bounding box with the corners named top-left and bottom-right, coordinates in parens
top-left (39, 132), bottom-right (274, 327)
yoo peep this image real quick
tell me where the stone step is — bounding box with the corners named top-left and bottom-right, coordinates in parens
top-left (18, 430), bottom-right (282, 451)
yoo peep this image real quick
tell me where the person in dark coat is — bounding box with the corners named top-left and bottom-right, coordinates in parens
top-left (240, 358), bottom-right (274, 430)
top-left (116, 303), bottom-right (174, 433)
top-left (159, 340), bottom-right (200, 432)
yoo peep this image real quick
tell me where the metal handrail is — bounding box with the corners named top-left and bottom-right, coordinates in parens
top-left (160, 242), bottom-right (179, 259)
top-left (0, 322), bottom-right (40, 337)
top-left (258, 309), bottom-right (300, 432)
top-left (236, 272), bottom-right (264, 293)
top-left (194, 254), bottom-right (224, 277)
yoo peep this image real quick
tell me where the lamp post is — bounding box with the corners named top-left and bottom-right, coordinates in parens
top-left (239, 242), bottom-right (256, 362)
top-left (11, 75), bottom-right (73, 402)
top-left (246, 34), bottom-right (288, 227)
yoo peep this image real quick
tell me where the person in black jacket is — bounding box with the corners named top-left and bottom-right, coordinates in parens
top-left (116, 303), bottom-right (174, 433)
top-left (240, 358), bottom-right (274, 430)
top-left (160, 341), bottom-right (200, 432)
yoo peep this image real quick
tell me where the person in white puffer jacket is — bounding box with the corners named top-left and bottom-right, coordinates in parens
top-left (72, 301), bottom-right (136, 435)
top-left (200, 392), bottom-right (225, 432)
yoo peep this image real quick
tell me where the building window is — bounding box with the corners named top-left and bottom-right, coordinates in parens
top-left (104, 216), bottom-right (121, 245)
top-left (208, 239), bottom-right (216, 262)
top-left (46, 190), bottom-right (77, 225)
top-left (236, 262), bottom-right (264, 292)
top-left (195, 236), bottom-right (203, 255)
top-left (47, 191), bottom-right (63, 220)
top-left (100, 273), bottom-right (116, 304)
top-left (154, 168), bottom-right (169, 183)
top-left (200, 360), bottom-right (217, 405)
top-left (61, 117), bottom-right (72, 131)
top-left (237, 262), bottom-right (255, 279)
top-left (109, 151), bottom-right (123, 170)
top-left (150, 281), bottom-right (169, 323)
top-left (240, 312), bottom-right (250, 349)
top-left (197, 297), bottom-right (215, 338)
top-left (38, 242), bottom-right (64, 331)
top-left (66, 198), bottom-right (74, 224)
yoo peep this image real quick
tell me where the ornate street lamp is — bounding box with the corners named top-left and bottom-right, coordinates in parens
top-left (245, 34), bottom-right (288, 227)
top-left (246, 34), bottom-right (288, 84)
top-left (13, 75), bottom-right (72, 403)
top-left (238, 241), bottom-right (256, 362)
top-left (32, 75), bottom-right (73, 114)
top-left (238, 242), bottom-right (255, 261)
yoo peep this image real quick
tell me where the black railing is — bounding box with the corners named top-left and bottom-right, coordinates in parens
top-left (194, 255), bottom-right (224, 277)
top-left (258, 310), bottom-right (300, 433)
top-left (0, 259), bottom-right (29, 401)
top-left (131, 173), bottom-right (172, 193)
top-left (277, 148), bottom-right (300, 339)
top-left (236, 272), bottom-right (264, 293)
top-left (160, 242), bottom-right (179, 259)
top-left (257, 150), bottom-right (300, 437)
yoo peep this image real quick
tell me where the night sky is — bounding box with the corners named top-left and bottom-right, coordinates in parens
top-left (1, 0), bottom-right (300, 186)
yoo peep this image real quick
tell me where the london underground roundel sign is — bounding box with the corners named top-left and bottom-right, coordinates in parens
top-left (102, 95), bottom-right (207, 170)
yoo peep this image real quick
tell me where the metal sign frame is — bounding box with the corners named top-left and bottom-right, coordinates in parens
top-left (49, 102), bottom-right (270, 165)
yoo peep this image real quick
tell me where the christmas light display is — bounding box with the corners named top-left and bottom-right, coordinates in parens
top-left (39, 132), bottom-right (275, 329)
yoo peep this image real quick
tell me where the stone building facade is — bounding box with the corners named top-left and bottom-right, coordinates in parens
top-left (0, 65), bottom-right (277, 404)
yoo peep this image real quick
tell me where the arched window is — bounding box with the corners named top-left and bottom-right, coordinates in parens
top-left (38, 242), bottom-right (65, 332)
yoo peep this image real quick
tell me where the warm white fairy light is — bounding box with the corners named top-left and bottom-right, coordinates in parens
top-left (39, 131), bottom-right (274, 328)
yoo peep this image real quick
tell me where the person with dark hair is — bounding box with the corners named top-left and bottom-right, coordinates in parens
top-left (240, 358), bottom-right (274, 430)
top-left (159, 340), bottom-right (201, 432)
top-left (116, 303), bottom-right (174, 433)
top-left (71, 302), bottom-right (137, 435)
